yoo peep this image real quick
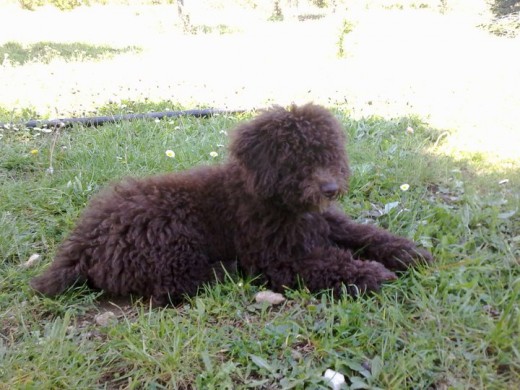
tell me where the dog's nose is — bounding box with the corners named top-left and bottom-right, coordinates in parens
top-left (321, 182), bottom-right (339, 199)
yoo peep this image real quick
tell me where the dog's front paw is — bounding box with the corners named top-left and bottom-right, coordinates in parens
top-left (390, 245), bottom-right (434, 271)
top-left (344, 260), bottom-right (397, 296)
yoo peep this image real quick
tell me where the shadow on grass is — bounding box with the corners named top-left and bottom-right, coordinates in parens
top-left (490, 0), bottom-right (520, 17)
top-left (0, 41), bottom-right (141, 66)
top-left (0, 105), bottom-right (518, 388)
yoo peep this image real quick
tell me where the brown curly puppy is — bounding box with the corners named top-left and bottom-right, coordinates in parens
top-left (31, 103), bottom-right (433, 305)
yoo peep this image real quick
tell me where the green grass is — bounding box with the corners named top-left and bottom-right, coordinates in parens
top-left (0, 103), bottom-right (519, 388)
top-left (0, 41), bottom-right (140, 66)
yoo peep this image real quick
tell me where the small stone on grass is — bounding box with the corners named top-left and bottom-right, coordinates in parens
top-left (94, 311), bottom-right (118, 327)
top-left (254, 290), bottom-right (286, 305)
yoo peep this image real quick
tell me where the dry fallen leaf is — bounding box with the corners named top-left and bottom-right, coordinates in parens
top-left (22, 253), bottom-right (41, 269)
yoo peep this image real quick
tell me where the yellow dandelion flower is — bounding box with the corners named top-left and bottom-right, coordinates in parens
top-left (30, 149), bottom-right (39, 155)
top-left (165, 150), bottom-right (175, 158)
top-left (400, 183), bottom-right (410, 191)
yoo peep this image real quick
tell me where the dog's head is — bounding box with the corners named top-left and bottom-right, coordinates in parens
top-left (229, 103), bottom-right (350, 212)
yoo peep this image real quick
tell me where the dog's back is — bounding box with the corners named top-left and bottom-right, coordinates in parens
top-left (31, 165), bottom-right (237, 303)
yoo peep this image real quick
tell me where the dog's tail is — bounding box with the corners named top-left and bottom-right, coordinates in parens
top-left (30, 255), bottom-right (85, 297)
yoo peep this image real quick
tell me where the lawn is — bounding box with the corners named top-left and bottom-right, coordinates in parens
top-left (1, 1), bottom-right (519, 389)
top-left (1, 101), bottom-right (519, 388)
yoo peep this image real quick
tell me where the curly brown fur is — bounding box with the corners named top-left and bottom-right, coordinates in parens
top-left (31, 103), bottom-right (433, 305)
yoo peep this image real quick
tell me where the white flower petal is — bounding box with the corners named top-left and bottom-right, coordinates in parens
top-left (323, 369), bottom-right (346, 390)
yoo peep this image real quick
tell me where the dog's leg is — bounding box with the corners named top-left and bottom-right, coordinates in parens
top-left (146, 249), bottom-right (227, 306)
top-left (262, 247), bottom-right (397, 297)
top-left (323, 208), bottom-right (433, 271)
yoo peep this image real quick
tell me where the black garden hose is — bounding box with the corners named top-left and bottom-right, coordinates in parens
top-left (0, 108), bottom-right (245, 129)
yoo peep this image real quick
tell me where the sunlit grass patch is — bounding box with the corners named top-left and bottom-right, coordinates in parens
top-left (0, 106), bottom-right (42, 125)
top-left (0, 41), bottom-right (140, 66)
top-left (479, 12), bottom-right (520, 37)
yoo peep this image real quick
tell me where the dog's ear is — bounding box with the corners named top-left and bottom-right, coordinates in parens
top-left (228, 109), bottom-right (286, 198)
